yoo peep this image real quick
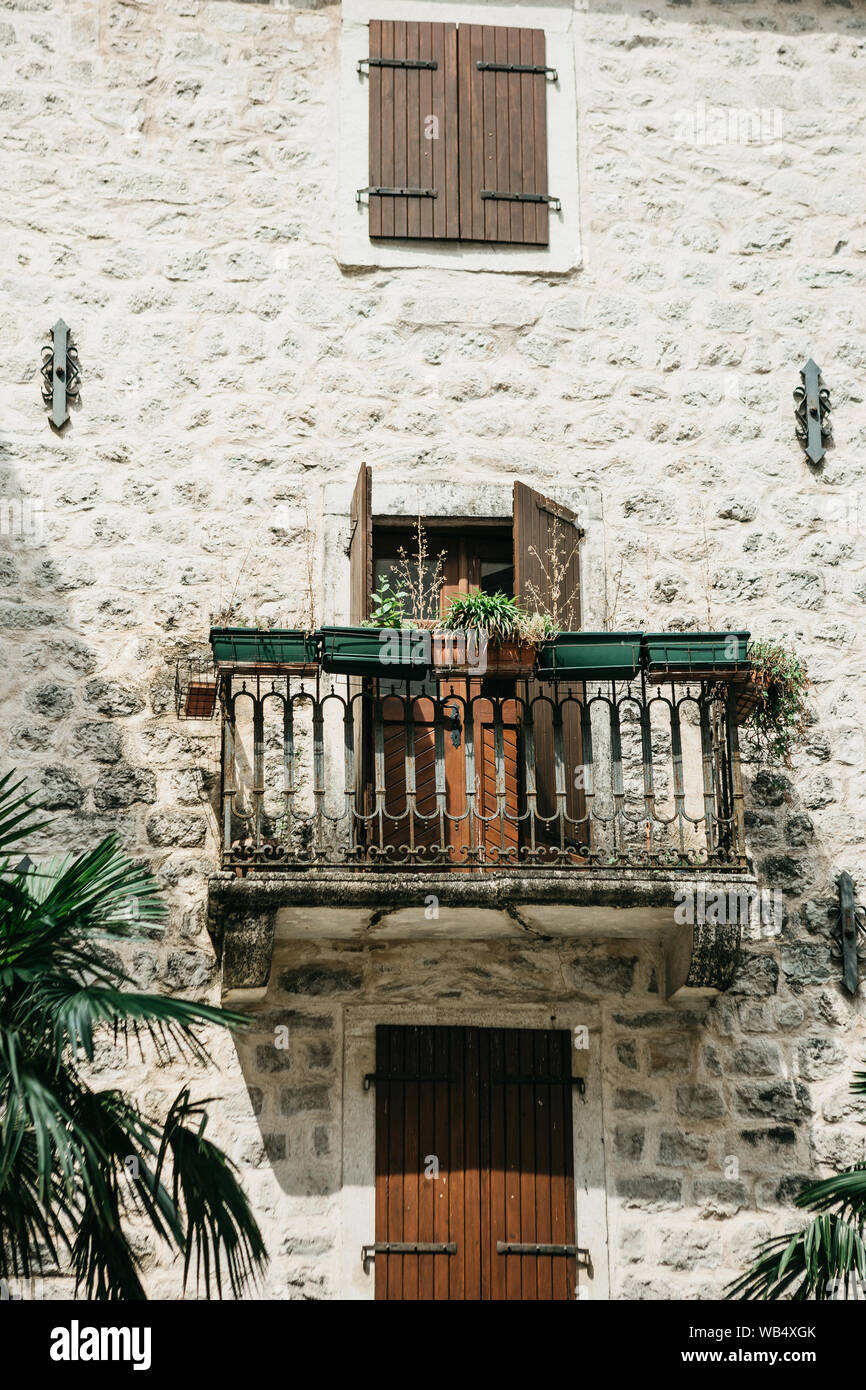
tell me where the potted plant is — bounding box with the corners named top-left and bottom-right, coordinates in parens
top-left (434, 591), bottom-right (555, 678)
top-left (642, 630), bottom-right (750, 681)
top-left (210, 626), bottom-right (319, 673)
top-left (736, 639), bottom-right (809, 765)
top-left (320, 577), bottom-right (431, 679)
top-left (175, 656), bottom-right (219, 720)
top-left (536, 631), bottom-right (643, 682)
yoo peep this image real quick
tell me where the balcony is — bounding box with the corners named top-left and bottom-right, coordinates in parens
top-left (205, 660), bottom-right (755, 1004)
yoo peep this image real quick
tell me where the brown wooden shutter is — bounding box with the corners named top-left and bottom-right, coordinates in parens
top-left (374, 1025), bottom-right (577, 1301)
top-left (367, 20), bottom-right (459, 240)
top-left (458, 25), bottom-right (552, 245)
top-left (513, 482), bottom-right (584, 841)
top-left (349, 462), bottom-right (372, 624)
top-left (348, 463), bottom-right (373, 838)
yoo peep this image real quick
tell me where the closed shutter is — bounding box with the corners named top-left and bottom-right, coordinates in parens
top-left (366, 20), bottom-right (460, 240)
top-left (373, 1025), bottom-right (577, 1301)
top-left (513, 482), bottom-right (584, 842)
top-left (458, 25), bottom-right (552, 245)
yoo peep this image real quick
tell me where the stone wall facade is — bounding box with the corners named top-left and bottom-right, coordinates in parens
top-left (1, 0), bottom-right (865, 1298)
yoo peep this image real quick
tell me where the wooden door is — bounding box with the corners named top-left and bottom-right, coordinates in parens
top-left (373, 1024), bottom-right (577, 1301)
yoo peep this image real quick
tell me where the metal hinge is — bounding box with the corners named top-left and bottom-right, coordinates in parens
top-left (481, 190), bottom-right (561, 212)
top-left (357, 186), bottom-right (438, 204)
top-left (477, 61), bottom-right (558, 81)
top-left (364, 1072), bottom-right (456, 1090)
top-left (363, 1242), bottom-right (456, 1271)
top-left (358, 57), bottom-right (439, 73)
top-left (492, 1075), bottom-right (585, 1095)
top-left (497, 1242), bottom-right (590, 1265)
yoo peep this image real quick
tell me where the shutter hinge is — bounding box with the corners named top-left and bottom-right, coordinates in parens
top-left (362, 1242), bottom-right (457, 1271)
top-left (477, 61), bottom-right (558, 81)
top-left (358, 57), bottom-right (439, 73)
top-left (481, 190), bottom-right (561, 212)
top-left (357, 186), bottom-right (438, 205)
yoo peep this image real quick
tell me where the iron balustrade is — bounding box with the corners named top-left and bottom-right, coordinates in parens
top-left (217, 673), bottom-right (747, 873)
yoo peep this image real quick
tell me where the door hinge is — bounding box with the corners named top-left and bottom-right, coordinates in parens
top-left (492, 1075), bottom-right (585, 1095)
top-left (497, 1242), bottom-right (590, 1266)
top-left (364, 1071), bottom-right (456, 1090)
top-left (363, 1241), bottom-right (456, 1271)
top-left (476, 61), bottom-right (558, 81)
top-left (481, 190), bottom-right (561, 212)
top-left (358, 57), bottom-right (439, 73)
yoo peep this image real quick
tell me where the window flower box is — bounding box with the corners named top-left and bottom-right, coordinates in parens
top-left (642, 631), bottom-right (750, 682)
top-left (210, 627), bottom-right (319, 674)
top-left (536, 631), bottom-right (643, 682)
top-left (432, 632), bottom-right (537, 679)
top-left (320, 625), bottom-right (429, 679)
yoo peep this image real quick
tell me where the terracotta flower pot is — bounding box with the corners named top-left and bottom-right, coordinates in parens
top-left (432, 631), bottom-right (537, 678)
top-left (184, 680), bottom-right (218, 719)
top-left (733, 669), bottom-right (767, 722)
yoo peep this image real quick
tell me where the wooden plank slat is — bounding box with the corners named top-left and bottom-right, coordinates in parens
top-left (532, 28), bottom-right (549, 245)
top-left (534, 1030), bottom-right (554, 1300)
top-left (369, 21), bottom-right (382, 238)
top-left (419, 23), bottom-right (434, 239)
top-left (380, 22), bottom-right (395, 238)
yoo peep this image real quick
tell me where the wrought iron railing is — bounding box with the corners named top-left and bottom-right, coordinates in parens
top-left (217, 671), bottom-right (748, 873)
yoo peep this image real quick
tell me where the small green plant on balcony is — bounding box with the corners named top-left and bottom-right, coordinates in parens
top-left (362, 576), bottom-right (413, 629)
top-left (439, 591), bottom-right (557, 646)
top-left (744, 639), bottom-right (810, 766)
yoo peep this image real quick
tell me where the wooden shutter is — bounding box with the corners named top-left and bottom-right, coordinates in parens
top-left (513, 482), bottom-right (584, 841)
top-left (374, 1025), bottom-right (577, 1301)
top-left (367, 20), bottom-right (459, 240)
top-left (458, 26), bottom-right (551, 245)
top-left (348, 464), bottom-right (372, 840)
top-left (349, 462), bottom-right (372, 625)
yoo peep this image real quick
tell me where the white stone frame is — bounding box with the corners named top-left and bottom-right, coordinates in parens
top-left (338, 0), bottom-right (582, 274)
top-left (339, 1002), bottom-right (609, 1300)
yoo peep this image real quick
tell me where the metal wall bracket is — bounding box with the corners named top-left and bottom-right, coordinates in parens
top-left (40, 318), bottom-right (79, 429)
top-left (832, 871), bottom-right (865, 994)
top-left (357, 186), bottom-right (437, 205)
top-left (794, 358), bottom-right (831, 465)
top-left (477, 61), bottom-right (558, 81)
top-left (481, 190), bottom-right (561, 212)
top-left (497, 1242), bottom-right (591, 1267)
top-left (358, 57), bottom-right (438, 73)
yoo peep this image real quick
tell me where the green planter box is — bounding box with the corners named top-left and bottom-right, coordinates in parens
top-left (320, 626), bottom-right (429, 679)
top-left (210, 627), bottom-right (319, 671)
top-left (537, 631), bottom-right (643, 681)
top-left (642, 631), bottom-right (750, 679)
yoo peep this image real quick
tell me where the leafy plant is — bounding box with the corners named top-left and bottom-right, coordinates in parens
top-left (362, 575), bottom-right (411, 630)
top-left (744, 640), bottom-right (810, 766)
top-left (727, 1067), bottom-right (866, 1300)
top-left (439, 591), bottom-right (556, 646)
top-left (0, 771), bottom-right (267, 1299)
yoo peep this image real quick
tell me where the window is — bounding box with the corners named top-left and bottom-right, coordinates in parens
top-left (359, 20), bottom-right (557, 245)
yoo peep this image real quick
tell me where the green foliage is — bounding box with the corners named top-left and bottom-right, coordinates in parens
top-left (439, 591), bottom-right (557, 645)
top-left (0, 772), bottom-right (267, 1299)
top-left (362, 575), bottom-right (412, 629)
top-left (727, 1068), bottom-right (866, 1300)
top-left (745, 639), bottom-right (810, 766)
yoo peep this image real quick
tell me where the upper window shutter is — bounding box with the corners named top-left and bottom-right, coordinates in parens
top-left (458, 26), bottom-right (552, 246)
top-left (366, 20), bottom-right (459, 240)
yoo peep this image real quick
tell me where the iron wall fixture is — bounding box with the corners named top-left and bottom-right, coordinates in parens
top-left (41, 318), bottom-right (80, 429)
top-left (833, 871), bottom-right (865, 994)
top-left (794, 358), bottom-right (831, 465)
